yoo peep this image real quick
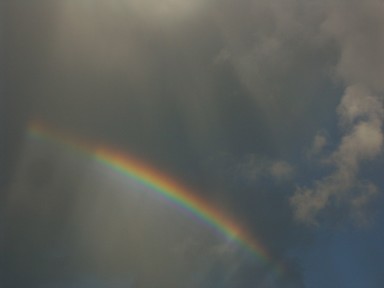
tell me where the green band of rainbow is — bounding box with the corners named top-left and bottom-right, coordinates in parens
top-left (27, 120), bottom-right (285, 278)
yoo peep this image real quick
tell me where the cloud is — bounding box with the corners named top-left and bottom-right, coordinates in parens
top-left (218, 153), bottom-right (295, 183)
top-left (321, 0), bottom-right (384, 91)
top-left (269, 161), bottom-right (295, 181)
top-left (307, 131), bottom-right (328, 158)
top-left (338, 85), bottom-right (384, 128)
top-left (9, 0), bottom-right (384, 286)
top-left (291, 0), bottom-right (384, 226)
top-left (350, 182), bottom-right (379, 227)
top-left (210, 0), bottom-right (340, 158)
top-left (291, 86), bottom-right (383, 225)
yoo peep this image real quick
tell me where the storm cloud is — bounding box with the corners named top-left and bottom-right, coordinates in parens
top-left (2, 1), bottom-right (384, 287)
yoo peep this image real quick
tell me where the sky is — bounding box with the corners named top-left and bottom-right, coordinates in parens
top-left (1, 0), bottom-right (384, 287)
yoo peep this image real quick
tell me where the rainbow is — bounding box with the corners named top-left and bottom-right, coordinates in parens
top-left (27, 120), bottom-right (284, 277)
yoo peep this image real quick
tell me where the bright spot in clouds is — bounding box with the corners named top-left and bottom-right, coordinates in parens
top-left (103, 0), bottom-right (206, 22)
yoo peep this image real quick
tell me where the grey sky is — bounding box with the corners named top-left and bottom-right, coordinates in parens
top-left (2, 1), bottom-right (384, 287)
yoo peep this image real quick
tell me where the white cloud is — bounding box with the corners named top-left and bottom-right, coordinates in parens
top-left (337, 85), bottom-right (384, 128)
top-left (291, 85), bottom-right (383, 225)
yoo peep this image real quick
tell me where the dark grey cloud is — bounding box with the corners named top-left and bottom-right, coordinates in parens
top-left (2, 1), bottom-right (320, 287)
top-left (3, 1), bottom-right (384, 287)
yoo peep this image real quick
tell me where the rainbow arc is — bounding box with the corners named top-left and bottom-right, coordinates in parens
top-left (28, 120), bottom-right (284, 278)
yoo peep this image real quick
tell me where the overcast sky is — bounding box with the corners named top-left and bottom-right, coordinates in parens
top-left (2, 1), bottom-right (384, 287)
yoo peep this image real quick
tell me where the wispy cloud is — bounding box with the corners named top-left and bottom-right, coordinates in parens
top-left (269, 161), bottom-right (295, 182)
top-left (307, 130), bottom-right (328, 159)
top-left (231, 154), bottom-right (295, 183)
